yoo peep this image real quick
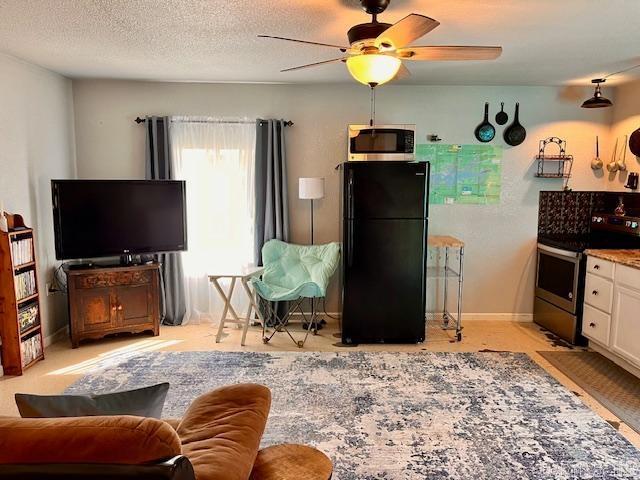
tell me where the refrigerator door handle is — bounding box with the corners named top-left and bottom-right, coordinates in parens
top-left (347, 220), bottom-right (354, 267)
top-left (347, 169), bottom-right (355, 219)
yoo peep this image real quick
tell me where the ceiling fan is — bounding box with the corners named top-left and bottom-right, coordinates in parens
top-left (259, 0), bottom-right (502, 87)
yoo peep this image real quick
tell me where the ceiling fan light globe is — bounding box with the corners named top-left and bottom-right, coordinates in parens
top-left (346, 54), bottom-right (402, 86)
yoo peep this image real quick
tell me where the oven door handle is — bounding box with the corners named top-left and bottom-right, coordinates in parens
top-left (537, 243), bottom-right (582, 260)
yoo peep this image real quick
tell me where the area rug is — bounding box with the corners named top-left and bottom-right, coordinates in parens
top-left (539, 350), bottom-right (640, 434)
top-left (67, 351), bottom-right (640, 479)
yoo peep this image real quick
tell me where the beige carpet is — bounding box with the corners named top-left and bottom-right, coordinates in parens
top-left (538, 350), bottom-right (640, 434)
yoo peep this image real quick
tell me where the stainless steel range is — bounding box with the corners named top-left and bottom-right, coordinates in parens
top-left (534, 211), bottom-right (640, 344)
top-left (592, 212), bottom-right (640, 235)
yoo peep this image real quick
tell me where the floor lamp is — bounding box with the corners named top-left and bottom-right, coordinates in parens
top-left (298, 177), bottom-right (325, 330)
top-left (298, 177), bottom-right (324, 245)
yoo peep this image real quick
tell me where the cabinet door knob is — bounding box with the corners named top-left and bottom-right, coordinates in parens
top-left (117, 305), bottom-right (123, 311)
top-left (589, 322), bottom-right (596, 328)
top-left (593, 264), bottom-right (600, 270)
top-left (112, 306), bottom-right (117, 311)
top-left (592, 290), bottom-right (599, 296)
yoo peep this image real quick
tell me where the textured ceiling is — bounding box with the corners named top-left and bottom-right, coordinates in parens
top-left (0, 0), bottom-right (639, 86)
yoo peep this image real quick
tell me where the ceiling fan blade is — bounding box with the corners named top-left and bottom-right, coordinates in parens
top-left (393, 63), bottom-right (411, 81)
top-left (258, 35), bottom-right (349, 52)
top-left (375, 14), bottom-right (440, 49)
top-left (281, 57), bottom-right (347, 72)
top-left (396, 46), bottom-right (503, 61)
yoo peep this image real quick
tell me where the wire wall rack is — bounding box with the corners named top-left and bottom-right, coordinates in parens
top-left (534, 137), bottom-right (574, 189)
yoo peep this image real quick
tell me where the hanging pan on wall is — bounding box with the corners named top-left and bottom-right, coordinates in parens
top-left (475, 102), bottom-right (495, 143)
top-left (504, 103), bottom-right (526, 146)
top-left (495, 102), bottom-right (508, 125)
top-left (629, 128), bottom-right (640, 157)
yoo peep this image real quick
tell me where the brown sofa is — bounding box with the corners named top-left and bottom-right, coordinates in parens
top-left (0, 383), bottom-right (271, 480)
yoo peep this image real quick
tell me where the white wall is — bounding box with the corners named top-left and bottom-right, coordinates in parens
top-left (72, 80), bottom-right (613, 315)
top-left (610, 79), bottom-right (640, 190)
top-left (0, 53), bottom-right (76, 338)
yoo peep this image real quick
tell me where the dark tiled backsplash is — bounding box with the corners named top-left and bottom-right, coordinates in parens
top-left (538, 191), bottom-right (638, 236)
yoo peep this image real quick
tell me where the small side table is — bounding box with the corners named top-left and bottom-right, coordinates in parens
top-left (209, 267), bottom-right (264, 346)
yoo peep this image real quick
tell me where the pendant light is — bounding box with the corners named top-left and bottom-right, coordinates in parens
top-left (581, 62), bottom-right (640, 109)
top-left (581, 79), bottom-right (613, 109)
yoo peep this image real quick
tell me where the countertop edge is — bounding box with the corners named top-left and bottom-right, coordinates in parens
top-left (585, 249), bottom-right (640, 270)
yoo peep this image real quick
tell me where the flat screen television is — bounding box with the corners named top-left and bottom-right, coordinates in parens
top-left (52, 180), bottom-right (187, 260)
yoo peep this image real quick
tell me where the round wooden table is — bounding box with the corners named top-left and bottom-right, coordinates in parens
top-left (250, 444), bottom-right (333, 480)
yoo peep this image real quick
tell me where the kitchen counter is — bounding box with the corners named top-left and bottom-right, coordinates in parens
top-left (585, 249), bottom-right (640, 270)
top-left (428, 235), bottom-right (465, 248)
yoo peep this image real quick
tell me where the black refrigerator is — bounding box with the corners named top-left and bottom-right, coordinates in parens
top-left (341, 161), bottom-right (430, 344)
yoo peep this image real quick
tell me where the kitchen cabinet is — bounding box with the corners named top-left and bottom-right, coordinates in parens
top-left (584, 273), bottom-right (613, 313)
top-left (586, 256), bottom-right (614, 280)
top-left (582, 303), bottom-right (611, 346)
top-left (611, 285), bottom-right (640, 366)
top-left (583, 255), bottom-right (640, 373)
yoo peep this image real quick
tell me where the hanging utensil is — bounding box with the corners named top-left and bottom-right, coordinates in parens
top-left (629, 128), bottom-right (640, 157)
top-left (617, 135), bottom-right (628, 171)
top-left (504, 103), bottom-right (526, 146)
top-left (474, 102), bottom-right (495, 143)
top-left (607, 138), bottom-right (619, 172)
top-left (495, 102), bottom-right (508, 125)
top-left (591, 136), bottom-right (603, 170)
top-left (625, 172), bottom-right (639, 190)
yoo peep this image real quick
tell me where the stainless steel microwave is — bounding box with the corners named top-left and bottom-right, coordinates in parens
top-left (348, 124), bottom-right (416, 161)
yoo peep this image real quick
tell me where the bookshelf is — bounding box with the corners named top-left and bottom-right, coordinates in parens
top-left (0, 213), bottom-right (45, 375)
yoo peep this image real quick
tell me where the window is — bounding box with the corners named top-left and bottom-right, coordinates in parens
top-left (171, 118), bottom-right (256, 323)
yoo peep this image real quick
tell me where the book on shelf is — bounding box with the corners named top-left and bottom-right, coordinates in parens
top-left (10, 237), bottom-right (34, 266)
top-left (14, 270), bottom-right (37, 300)
top-left (21, 333), bottom-right (43, 367)
top-left (18, 304), bottom-right (39, 333)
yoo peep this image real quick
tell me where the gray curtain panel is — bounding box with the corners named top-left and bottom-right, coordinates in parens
top-left (254, 119), bottom-right (290, 265)
top-left (255, 119), bottom-right (290, 325)
top-left (144, 116), bottom-right (187, 326)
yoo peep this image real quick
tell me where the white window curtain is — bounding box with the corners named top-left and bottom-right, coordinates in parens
top-left (170, 116), bottom-right (256, 324)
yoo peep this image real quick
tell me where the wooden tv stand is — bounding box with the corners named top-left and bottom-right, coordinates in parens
top-left (65, 263), bottom-right (161, 348)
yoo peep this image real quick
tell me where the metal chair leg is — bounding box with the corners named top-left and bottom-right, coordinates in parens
top-left (259, 298), bottom-right (307, 347)
top-left (255, 296), bottom-right (323, 348)
top-left (297, 298), bottom-right (324, 348)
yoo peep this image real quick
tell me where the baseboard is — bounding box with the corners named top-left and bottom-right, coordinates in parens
top-left (460, 313), bottom-right (534, 322)
top-left (289, 312), bottom-right (341, 321)
top-left (290, 312), bottom-right (532, 322)
top-left (293, 311), bottom-right (341, 317)
top-left (44, 326), bottom-right (69, 347)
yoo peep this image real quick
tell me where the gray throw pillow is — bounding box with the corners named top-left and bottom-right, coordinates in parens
top-left (15, 383), bottom-right (170, 419)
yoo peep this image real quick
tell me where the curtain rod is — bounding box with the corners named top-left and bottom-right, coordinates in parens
top-left (134, 117), bottom-right (293, 126)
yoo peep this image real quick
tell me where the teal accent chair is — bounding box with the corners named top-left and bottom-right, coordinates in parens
top-left (252, 239), bottom-right (340, 347)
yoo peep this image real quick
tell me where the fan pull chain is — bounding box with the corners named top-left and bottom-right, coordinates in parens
top-left (369, 85), bottom-right (376, 126)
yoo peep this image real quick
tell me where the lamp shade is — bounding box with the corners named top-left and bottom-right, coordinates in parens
top-left (299, 177), bottom-right (325, 200)
top-left (581, 79), bottom-right (613, 109)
